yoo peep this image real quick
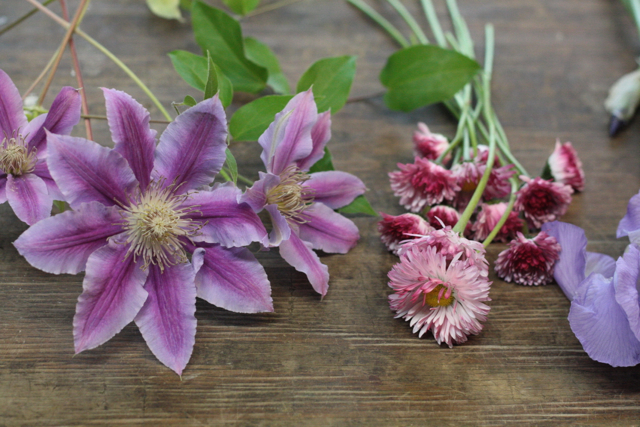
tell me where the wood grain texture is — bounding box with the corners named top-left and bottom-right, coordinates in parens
top-left (1, 0), bottom-right (640, 425)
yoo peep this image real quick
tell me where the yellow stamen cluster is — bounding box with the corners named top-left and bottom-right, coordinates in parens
top-left (119, 180), bottom-right (201, 271)
top-left (424, 284), bottom-right (455, 307)
top-left (266, 165), bottom-right (315, 224)
top-left (0, 133), bottom-right (37, 176)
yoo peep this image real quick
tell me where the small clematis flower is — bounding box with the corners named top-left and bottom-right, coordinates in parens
top-left (378, 212), bottom-right (433, 255)
top-left (0, 69), bottom-right (81, 225)
top-left (547, 140), bottom-right (585, 192)
top-left (514, 175), bottom-right (573, 229)
top-left (240, 89), bottom-right (366, 297)
top-left (412, 122), bottom-right (449, 161)
top-left (472, 202), bottom-right (522, 242)
top-left (388, 231), bottom-right (491, 347)
top-left (494, 231), bottom-right (560, 286)
top-left (426, 205), bottom-right (460, 230)
top-left (389, 157), bottom-right (459, 213)
top-left (14, 90), bottom-right (271, 375)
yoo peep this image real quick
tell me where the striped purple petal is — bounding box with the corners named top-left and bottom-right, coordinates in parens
top-left (296, 111), bottom-right (332, 171)
top-left (298, 203), bottom-right (359, 254)
top-left (305, 170), bottom-right (366, 209)
top-left (279, 230), bottom-right (329, 296)
top-left (0, 69), bottom-right (27, 138)
top-left (613, 244), bottom-right (640, 342)
top-left (25, 86), bottom-right (81, 153)
top-left (6, 173), bottom-right (52, 225)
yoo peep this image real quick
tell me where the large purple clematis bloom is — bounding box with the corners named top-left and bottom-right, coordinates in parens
top-left (14, 89), bottom-right (271, 375)
top-left (240, 89), bottom-right (366, 296)
top-left (0, 69), bottom-right (81, 225)
top-left (542, 190), bottom-right (640, 366)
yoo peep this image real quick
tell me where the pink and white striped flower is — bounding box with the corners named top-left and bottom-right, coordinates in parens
top-left (412, 122), bottom-right (449, 161)
top-left (515, 176), bottom-right (573, 229)
top-left (548, 140), bottom-right (585, 192)
top-left (378, 212), bottom-right (433, 255)
top-left (471, 202), bottom-right (523, 242)
top-left (426, 205), bottom-right (460, 229)
top-left (494, 231), bottom-right (561, 286)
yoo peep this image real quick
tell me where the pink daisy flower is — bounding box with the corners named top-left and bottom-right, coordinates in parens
top-left (514, 176), bottom-right (573, 229)
top-left (548, 140), bottom-right (585, 192)
top-left (389, 157), bottom-right (459, 213)
top-left (494, 231), bottom-right (561, 286)
top-left (413, 122), bottom-right (449, 161)
top-left (378, 212), bottom-right (433, 255)
top-left (388, 244), bottom-right (492, 347)
top-left (472, 202), bottom-right (523, 242)
top-left (426, 205), bottom-right (460, 229)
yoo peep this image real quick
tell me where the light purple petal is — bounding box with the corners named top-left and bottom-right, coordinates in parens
top-left (305, 171), bottom-right (366, 209)
top-left (617, 190), bottom-right (640, 240)
top-left (74, 242), bottom-right (149, 353)
top-left (192, 244), bottom-right (273, 313)
top-left (182, 184), bottom-right (267, 247)
top-left (47, 132), bottom-right (138, 209)
top-left (266, 204), bottom-right (291, 247)
top-left (613, 244), bottom-right (640, 342)
top-left (22, 114), bottom-right (47, 153)
top-left (541, 221), bottom-right (587, 300)
top-left (103, 88), bottom-right (157, 190)
top-left (238, 172), bottom-right (279, 212)
top-left (14, 201), bottom-right (123, 274)
top-left (0, 174), bottom-right (6, 204)
top-left (259, 89), bottom-right (316, 175)
top-left (569, 273), bottom-right (640, 367)
top-left (279, 230), bottom-right (329, 296)
top-left (0, 69), bottom-right (28, 137)
top-left (135, 262), bottom-right (197, 376)
top-left (25, 87), bottom-right (81, 153)
top-left (298, 203), bottom-right (359, 254)
top-left (33, 160), bottom-right (63, 200)
top-left (585, 252), bottom-right (616, 278)
top-left (6, 173), bottom-right (53, 225)
top-left (153, 95), bottom-right (227, 193)
top-left (297, 111), bottom-right (331, 171)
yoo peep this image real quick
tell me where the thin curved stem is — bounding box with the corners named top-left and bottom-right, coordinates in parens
top-left (0, 0), bottom-right (57, 37)
top-left (347, 0), bottom-right (410, 48)
top-left (482, 178), bottom-right (518, 247)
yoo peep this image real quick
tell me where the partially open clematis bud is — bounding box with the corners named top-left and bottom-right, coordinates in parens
top-left (413, 123), bottom-right (450, 161)
top-left (605, 68), bottom-right (640, 136)
top-left (546, 140), bottom-right (585, 192)
top-left (471, 202), bottom-right (523, 242)
top-left (494, 231), bottom-right (561, 286)
top-left (378, 213), bottom-right (433, 255)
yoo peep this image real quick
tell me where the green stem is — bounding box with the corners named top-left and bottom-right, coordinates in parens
top-left (0, 0), bottom-right (57, 37)
top-left (244, 0), bottom-right (302, 18)
top-left (482, 178), bottom-right (518, 247)
top-left (421, 0), bottom-right (447, 47)
top-left (235, 172), bottom-right (254, 186)
top-left (386, 0), bottom-right (429, 45)
top-left (347, 0), bottom-right (409, 48)
top-left (446, 0), bottom-right (473, 57)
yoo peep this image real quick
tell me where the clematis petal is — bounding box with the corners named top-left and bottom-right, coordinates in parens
top-left (279, 230), bottom-right (330, 296)
top-left (33, 160), bottom-right (63, 201)
top-left (259, 89), bottom-right (316, 175)
top-left (297, 111), bottom-right (331, 171)
top-left (0, 69), bottom-right (28, 137)
top-left (47, 132), bottom-right (138, 208)
top-left (153, 95), bottom-right (227, 193)
top-left (238, 172), bottom-right (279, 212)
top-left (14, 201), bottom-right (123, 274)
top-left (305, 170), bottom-right (366, 209)
top-left (613, 245), bottom-right (640, 341)
top-left (541, 221), bottom-right (587, 300)
top-left (585, 252), bottom-right (616, 278)
top-left (183, 184), bottom-right (267, 247)
top-left (618, 190), bottom-right (640, 242)
top-left (73, 242), bottom-right (149, 354)
top-left (26, 86), bottom-right (81, 153)
top-left (265, 204), bottom-right (291, 247)
top-left (6, 173), bottom-right (53, 225)
top-left (298, 203), bottom-right (359, 254)
top-left (104, 88), bottom-right (157, 190)
top-left (192, 245), bottom-right (273, 313)
top-left (0, 174), bottom-right (7, 204)
top-left (568, 273), bottom-right (640, 367)
top-left (134, 262), bottom-right (197, 376)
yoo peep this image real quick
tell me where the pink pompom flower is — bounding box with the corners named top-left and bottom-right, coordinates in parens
top-left (514, 176), bottom-right (573, 229)
top-left (413, 122), bottom-right (449, 161)
top-left (426, 205), bottom-right (460, 229)
top-left (472, 202), bottom-right (523, 242)
top-left (547, 140), bottom-right (585, 192)
top-left (494, 231), bottom-right (561, 286)
top-left (378, 212), bottom-right (433, 255)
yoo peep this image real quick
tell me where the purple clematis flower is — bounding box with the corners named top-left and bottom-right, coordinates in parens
top-left (542, 190), bottom-right (640, 366)
top-left (14, 89), bottom-right (271, 375)
top-left (0, 69), bottom-right (81, 225)
top-left (240, 89), bottom-right (366, 296)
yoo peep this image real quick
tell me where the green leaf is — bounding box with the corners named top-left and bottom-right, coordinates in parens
top-left (168, 50), bottom-right (208, 91)
top-left (337, 195), bottom-right (377, 216)
top-left (309, 147), bottom-right (335, 173)
top-left (147, 0), bottom-right (183, 20)
top-left (224, 148), bottom-right (238, 185)
top-left (204, 52), bottom-right (234, 107)
top-left (192, 0), bottom-right (267, 93)
top-left (222, 0), bottom-right (260, 15)
top-left (244, 37), bottom-right (290, 94)
top-left (296, 56), bottom-right (356, 113)
top-left (229, 95), bottom-right (293, 141)
top-left (183, 95), bottom-right (197, 106)
top-left (380, 45), bottom-right (481, 112)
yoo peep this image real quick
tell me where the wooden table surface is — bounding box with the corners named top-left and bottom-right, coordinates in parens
top-left (2, 0), bottom-right (640, 425)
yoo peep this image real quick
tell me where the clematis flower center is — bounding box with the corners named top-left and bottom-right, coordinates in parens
top-left (118, 180), bottom-right (202, 271)
top-left (424, 283), bottom-right (455, 307)
top-left (266, 165), bottom-right (315, 224)
top-left (0, 133), bottom-right (37, 176)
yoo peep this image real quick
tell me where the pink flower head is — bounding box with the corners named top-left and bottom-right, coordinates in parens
top-left (514, 176), bottom-right (573, 229)
top-left (451, 157), bottom-right (514, 209)
top-left (388, 244), bottom-right (491, 347)
top-left (413, 122), bottom-right (449, 161)
top-left (548, 140), bottom-right (585, 192)
top-left (471, 202), bottom-right (523, 242)
top-left (378, 212), bottom-right (433, 255)
top-left (426, 205), bottom-right (460, 229)
top-left (389, 157), bottom-right (459, 213)
top-left (494, 231), bottom-right (561, 286)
